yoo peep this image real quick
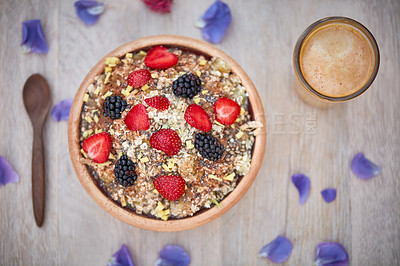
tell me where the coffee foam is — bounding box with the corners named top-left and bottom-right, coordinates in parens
top-left (300, 24), bottom-right (375, 97)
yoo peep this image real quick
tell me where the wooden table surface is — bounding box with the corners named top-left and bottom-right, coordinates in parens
top-left (1, 0), bottom-right (399, 265)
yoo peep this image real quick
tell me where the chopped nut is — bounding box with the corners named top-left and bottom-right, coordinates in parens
top-left (208, 174), bottom-right (221, 181)
top-left (196, 70), bottom-right (201, 77)
top-left (139, 50), bottom-right (147, 56)
top-left (95, 128), bottom-right (103, 134)
top-left (193, 96), bottom-right (201, 104)
top-left (179, 71), bottom-right (186, 76)
top-left (162, 164), bottom-right (171, 172)
top-left (94, 86), bottom-right (101, 95)
top-left (83, 93), bottom-right (89, 102)
top-left (214, 120), bottom-right (224, 127)
top-left (84, 116), bottom-right (93, 123)
top-left (82, 129), bottom-right (93, 138)
top-left (121, 196), bottom-right (127, 207)
top-left (109, 128), bottom-right (114, 135)
top-left (93, 115), bottom-right (99, 123)
top-left (102, 91), bottom-right (112, 99)
top-left (240, 107), bottom-right (245, 116)
top-left (201, 90), bottom-right (208, 94)
top-left (224, 172), bottom-right (235, 181)
top-left (236, 131), bottom-right (244, 139)
top-left (104, 67), bottom-right (112, 73)
top-left (199, 59), bottom-right (207, 66)
top-left (186, 140), bottom-right (194, 149)
top-left (132, 89), bottom-right (139, 95)
top-left (104, 72), bottom-right (111, 84)
top-left (141, 84), bottom-right (149, 91)
top-left (121, 89), bottom-right (129, 96)
top-left (151, 73), bottom-right (159, 79)
top-left (155, 202), bottom-right (164, 213)
top-left (80, 149), bottom-right (88, 158)
top-left (108, 153), bottom-right (115, 159)
top-left (126, 85), bottom-right (133, 93)
top-left (153, 189), bottom-right (159, 195)
top-left (97, 161), bottom-right (111, 167)
top-left (240, 121), bottom-right (264, 131)
top-left (105, 57), bottom-right (120, 65)
top-left (125, 53), bottom-right (133, 58)
top-left (140, 156), bottom-right (149, 163)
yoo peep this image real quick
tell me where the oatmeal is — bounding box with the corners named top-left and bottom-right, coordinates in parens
top-left (79, 46), bottom-right (262, 220)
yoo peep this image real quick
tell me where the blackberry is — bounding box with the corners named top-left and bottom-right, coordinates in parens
top-left (103, 95), bottom-right (127, 119)
top-left (172, 73), bottom-right (202, 99)
top-left (194, 133), bottom-right (225, 162)
top-left (114, 155), bottom-right (138, 187)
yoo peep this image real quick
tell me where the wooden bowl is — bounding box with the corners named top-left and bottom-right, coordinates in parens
top-left (68, 35), bottom-right (266, 232)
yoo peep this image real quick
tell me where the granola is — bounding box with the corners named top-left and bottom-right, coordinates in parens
top-left (79, 46), bottom-right (261, 220)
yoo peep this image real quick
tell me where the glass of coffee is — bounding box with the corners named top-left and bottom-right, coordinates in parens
top-left (293, 17), bottom-right (379, 104)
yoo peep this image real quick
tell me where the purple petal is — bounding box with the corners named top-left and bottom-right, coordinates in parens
top-left (0, 156), bottom-right (19, 186)
top-left (74, 1), bottom-right (105, 25)
top-left (198, 0), bottom-right (231, 43)
top-left (21, 20), bottom-right (49, 54)
top-left (155, 245), bottom-right (190, 266)
top-left (51, 99), bottom-right (73, 122)
top-left (351, 153), bottom-right (382, 180)
top-left (291, 173), bottom-right (311, 205)
top-left (321, 188), bottom-right (337, 203)
top-left (108, 244), bottom-right (135, 266)
top-left (258, 236), bottom-right (293, 263)
top-left (314, 242), bottom-right (349, 266)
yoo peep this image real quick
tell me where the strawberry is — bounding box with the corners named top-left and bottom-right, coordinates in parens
top-left (153, 175), bottom-right (185, 201)
top-left (127, 69), bottom-right (151, 88)
top-left (82, 132), bottom-right (111, 163)
top-left (184, 104), bottom-right (212, 132)
top-left (144, 46), bottom-right (179, 69)
top-left (145, 96), bottom-right (170, 111)
top-left (213, 97), bottom-right (241, 125)
top-left (124, 104), bottom-right (150, 131)
top-left (149, 129), bottom-right (181, 156)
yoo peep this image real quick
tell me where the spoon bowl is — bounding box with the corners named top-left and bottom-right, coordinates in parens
top-left (23, 74), bottom-right (51, 227)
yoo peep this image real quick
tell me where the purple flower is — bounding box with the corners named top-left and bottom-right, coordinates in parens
top-left (196, 0), bottom-right (232, 44)
top-left (321, 188), bottom-right (337, 203)
top-left (291, 173), bottom-right (311, 205)
top-left (107, 244), bottom-right (135, 266)
top-left (258, 236), bottom-right (293, 263)
top-left (51, 99), bottom-right (73, 122)
top-left (155, 245), bottom-right (190, 266)
top-left (314, 242), bottom-right (349, 266)
top-left (142, 0), bottom-right (173, 13)
top-left (74, 1), bottom-right (105, 25)
top-left (351, 153), bottom-right (382, 180)
top-left (0, 156), bottom-right (19, 186)
top-left (21, 20), bottom-right (49, 54)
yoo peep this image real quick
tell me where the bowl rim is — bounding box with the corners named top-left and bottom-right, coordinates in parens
top-left (68, 35), bottom-right (266, 232)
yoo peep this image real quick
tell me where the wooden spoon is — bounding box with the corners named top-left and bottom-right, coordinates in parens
top-left (23, 74), bottom-right (51, 227)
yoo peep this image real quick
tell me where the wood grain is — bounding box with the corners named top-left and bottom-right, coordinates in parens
top-left (0, 0), bottom-right (399, 265)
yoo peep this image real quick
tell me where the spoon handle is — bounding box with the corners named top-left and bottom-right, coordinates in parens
top-left (32, 127), bottom-right (45, 227)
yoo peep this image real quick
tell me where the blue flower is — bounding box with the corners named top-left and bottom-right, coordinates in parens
top-left (196, 0), bottom-right (231, 44)
top-left (321, 188), bottom-right (337, 203)
top-left (258, 236), bottom-right (293, 263)
top-left (314, 242), bottom-right (349, 266)
top-left (351, 153), bottom-right (382, 180)
top-left (0, 156), bottom-right (19, 187)
top-left (51, 99), bottom-right (73, 122)
top-left (107, 244), bottom-right (135, 266)
top-left (74, 1), bottom-right (105, 26)
top-left (155, 245), bottom-right (190, 266)
top-left (21, 20), bottom-right (49, 54)
top-left (292, 173), bottom-right (311, 205)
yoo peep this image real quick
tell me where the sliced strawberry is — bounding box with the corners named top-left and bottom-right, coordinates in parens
top-left (144, 46), bottom-right (179, 69)
top-left (145, 96), bottom-right (170, 111)
top-left (82, 132), bottom-right (111, 163)
top-left (154, 175), bottom-right (185, 201)
top-left (150, 129), bottom-right (181, 156)
top-left (127, 69), bottom-right (151, 88)
top-left (124, 104), bottom-right (150, 131)
top-left (213, 97), bottom-right (241, 125)
top-left (184, 104), bottom-right (212, 132)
